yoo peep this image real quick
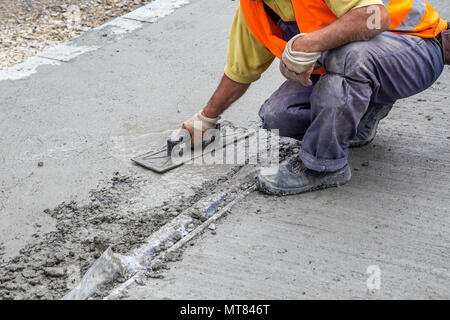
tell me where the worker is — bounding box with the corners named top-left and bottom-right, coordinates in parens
top-left (181, 0), bottom-right (448, 195)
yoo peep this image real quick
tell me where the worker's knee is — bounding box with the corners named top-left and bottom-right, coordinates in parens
top-left (259, 100), bottom-right (286, 130)
top-left (259, 80), bottom-right (316, 138)
top-left (259, 80), bottom-right (314, 123)
top-left (259, 97), bottom-right (312, 139)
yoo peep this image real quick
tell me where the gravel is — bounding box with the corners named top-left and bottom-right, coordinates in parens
top-left (0, 0), bottom-right (154, 70)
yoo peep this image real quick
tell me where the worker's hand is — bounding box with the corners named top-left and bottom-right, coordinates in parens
top-left (181, 110), bottom-right (220, 147)
top-left (280, 33), bottom-right (322, 87)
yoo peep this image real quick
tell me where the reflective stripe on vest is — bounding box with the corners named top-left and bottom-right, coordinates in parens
top-left (391, 0), bottom-right (426, 30)
top-left (383, 0), bottom-right (447, 37)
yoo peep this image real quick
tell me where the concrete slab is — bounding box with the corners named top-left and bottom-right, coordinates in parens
top-left (0, 0), bottom-right (448, 299)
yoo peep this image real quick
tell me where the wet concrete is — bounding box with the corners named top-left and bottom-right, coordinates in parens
top-left (0, 0), bottom-right (449, 299)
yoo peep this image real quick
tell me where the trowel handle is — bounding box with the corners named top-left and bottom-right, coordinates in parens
top-left (201, 123), bottom-right (221, 149)
top-left (167, 131), bottom-right (191, 155)
top-left (168, 123), bottom-right (220, 155)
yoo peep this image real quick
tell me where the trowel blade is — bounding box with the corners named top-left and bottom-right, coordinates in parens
top-left (131, 148), bottom-right (184, 173)
top-left (131, 128), bottom-right (253, 174)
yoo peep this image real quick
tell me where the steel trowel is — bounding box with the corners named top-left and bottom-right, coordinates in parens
top-left (131, 124), bottom-right (252, 174)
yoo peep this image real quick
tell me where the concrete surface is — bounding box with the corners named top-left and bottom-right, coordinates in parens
top-left (0, 0), bottom-right (449, 299)
top-left (0, 0), bottom-right (274, 260)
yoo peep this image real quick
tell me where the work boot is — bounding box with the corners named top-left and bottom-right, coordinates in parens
top-left (258, 157), bottom-right (351, 196)
top-left (350, 104), bottom-right (394, 148)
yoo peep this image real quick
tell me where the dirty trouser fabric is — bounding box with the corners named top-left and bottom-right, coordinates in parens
top-left (259, 30), bottom-right (444, 172)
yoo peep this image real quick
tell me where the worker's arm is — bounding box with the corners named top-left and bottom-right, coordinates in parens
top-left (181, 75), bottom-right (249, 143)
top-left (202, 4), bottom-right (273, 119)
top-left (181, 6), bottom-right (272, 141)
top-left (284, 4), bottom-right (390, 85)
top-left (292, 5), bottom-right (391, 53)
top-left (202, 74), bottom-right (250, 118)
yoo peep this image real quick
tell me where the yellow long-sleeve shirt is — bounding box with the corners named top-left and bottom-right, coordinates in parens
top-left (224, 0), bottom-right (383, 84)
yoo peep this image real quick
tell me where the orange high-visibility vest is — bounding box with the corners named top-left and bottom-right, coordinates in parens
top-left (241, 0), bottom-right (448, 61)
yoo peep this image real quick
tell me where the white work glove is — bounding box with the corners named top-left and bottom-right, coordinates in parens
top-left (181, 110), bottom-right (220, 147)
top-left (280, 33), bottom-right (322, 87)
top-left (183, 110), bottom-right (220, 132)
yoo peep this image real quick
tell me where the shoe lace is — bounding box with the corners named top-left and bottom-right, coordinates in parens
top-left (288, 157), bottom-right (308, 175)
